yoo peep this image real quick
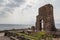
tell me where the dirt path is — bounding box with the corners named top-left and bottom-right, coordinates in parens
top-left (0, 36), bottom-right (11, 40)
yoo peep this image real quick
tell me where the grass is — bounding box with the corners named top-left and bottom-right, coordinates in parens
top-left (16, 33), bottom-right (38, 40)
top-left (15, 31), bottom-right (53, 40)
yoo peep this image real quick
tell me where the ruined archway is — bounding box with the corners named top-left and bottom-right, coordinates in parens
top-left (36, 4), bottom-right (56, 32)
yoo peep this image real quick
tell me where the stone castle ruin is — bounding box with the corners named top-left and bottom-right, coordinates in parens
top-left (36, 4), bottom-right (57, 32)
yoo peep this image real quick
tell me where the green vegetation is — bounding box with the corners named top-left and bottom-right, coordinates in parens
top-left (16, 33), bottom-right (38, 40)
top-left (15, 31), bottom-right (53, 40)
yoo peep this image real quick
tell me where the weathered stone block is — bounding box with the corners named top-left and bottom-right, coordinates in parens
top-left (36, 4), bottom-right (56, 31)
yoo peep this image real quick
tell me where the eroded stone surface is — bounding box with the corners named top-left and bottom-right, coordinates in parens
top-left (36, 4), bottom-right (56, 31)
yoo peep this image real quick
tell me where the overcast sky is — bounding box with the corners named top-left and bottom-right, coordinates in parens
top-left (0, 0), bottom-right (60, 25)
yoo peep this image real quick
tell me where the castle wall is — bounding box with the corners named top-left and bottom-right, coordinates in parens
top-left (36, 4), bottom-right (56, 31)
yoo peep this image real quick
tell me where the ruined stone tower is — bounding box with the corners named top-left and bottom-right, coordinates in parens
top-left (36, 4), bottom-right (56, 31)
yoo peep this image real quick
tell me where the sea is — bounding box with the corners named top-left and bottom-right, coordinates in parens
top-left (0, 24), bottom-right (32, 31)
top-left (0, 24), bottom-right (60, 31)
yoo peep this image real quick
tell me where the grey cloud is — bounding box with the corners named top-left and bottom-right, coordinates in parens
top-left (6, 3), bottom-right (20, 8)
top-left (6, 0), bottom-right (25, 8)
top-left (21, 5), bottom-right (32, 13)
top-left (0, 0), bottom-right (25, 17)
top-left (0, 0), bottom-right (5, 7)
top-left (14, 0), bottom-right (25, 3)
top-left (3, 7), bottom-right (14, 13)
top-left (26, 5), bottom-right (32, 8)
top-left (5, 0), bottom-right (25, 13)
top-left (0, 11), bottom-right (6, 17)
top-left (0, 0), bottom-right (4, 3)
